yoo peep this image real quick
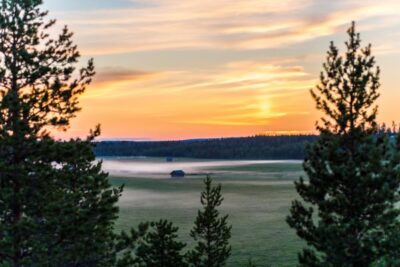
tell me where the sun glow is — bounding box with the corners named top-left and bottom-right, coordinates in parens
top-left (48, 0), bottom-right (400, 140)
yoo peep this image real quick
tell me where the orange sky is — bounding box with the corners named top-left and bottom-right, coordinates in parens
top-left (47, 0), bottom-right (400, 140)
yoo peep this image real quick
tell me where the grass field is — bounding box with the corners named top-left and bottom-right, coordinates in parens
top-left (107, 158), bottom-right (305, 267)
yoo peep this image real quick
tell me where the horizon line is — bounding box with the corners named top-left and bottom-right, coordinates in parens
top-left (96, 132), bottom-right (318, 142)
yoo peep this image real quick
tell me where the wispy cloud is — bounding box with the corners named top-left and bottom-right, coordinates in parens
top-left (94, 68), bottom-right (154, 84)
top-left (80, 58), bottom-right (316, 129)
top-left (48, 0), bottom-right (400, 139)
top-left (81, 68), bottom-right (158, 98)
top-left (51, 0), bottom-right (400, 55)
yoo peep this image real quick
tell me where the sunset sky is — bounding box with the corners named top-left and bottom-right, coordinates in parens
top-left (45, 0), bottom-right (400, 140)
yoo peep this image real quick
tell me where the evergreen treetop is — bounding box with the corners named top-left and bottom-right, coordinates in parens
top-left (311, 21), bottom-right (380, 134)
top-left (135, 220), bottom-right (187, 267)
top-left (287, 22), bottom-right (400, 266)
top-left (188, 176), bottom-right (232, 267)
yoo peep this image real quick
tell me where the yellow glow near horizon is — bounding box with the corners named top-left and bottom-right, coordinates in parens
top-left (48, 0), bottom-right (400, 140)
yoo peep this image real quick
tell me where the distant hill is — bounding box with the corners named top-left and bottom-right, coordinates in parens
top-left (94, 135), bottom-right (318, 160)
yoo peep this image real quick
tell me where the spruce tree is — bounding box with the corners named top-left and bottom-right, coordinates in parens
top-left (135, 220), bottom-right (187, 267)
top-left (0, 1), bottom-right (135, 266)
top-left (287, 22), bottom-right (400, 266)
top-left (187, 176), bottom-right (232, 267)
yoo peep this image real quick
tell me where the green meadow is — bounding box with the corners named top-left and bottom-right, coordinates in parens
top-left (108, 158), bottom-right (305, 267)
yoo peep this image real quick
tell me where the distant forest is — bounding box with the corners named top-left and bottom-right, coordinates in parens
top-left (94, 135), bottom-right (318, 159)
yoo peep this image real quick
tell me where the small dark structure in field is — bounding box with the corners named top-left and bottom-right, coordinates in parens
top-left (166, 157), bottom-right (174, 162)
top-left (170, 170), bottom-right (185, 178)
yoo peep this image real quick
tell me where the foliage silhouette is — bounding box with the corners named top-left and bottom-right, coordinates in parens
top-left (187, 176), bottom-right (232, 267)
top-left (287, 22), bottom-right (400, 266)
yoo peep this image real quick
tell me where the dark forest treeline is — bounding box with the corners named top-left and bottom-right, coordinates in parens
top-left (94, 135), bottom-right (318, 159)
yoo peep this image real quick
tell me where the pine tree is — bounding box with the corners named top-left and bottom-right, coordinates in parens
top-left (135, 220), bottom-right (187, 267)
top-left (38, 129), bottom-right (127, 266)
top-left (287, 22), bottom-right (400, 266)
top-left (0, 1), bottom-right (136, 266)
top-left (187, 176), bottom-right (232, 267)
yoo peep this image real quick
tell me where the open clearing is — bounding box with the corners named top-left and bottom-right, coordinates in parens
top-left (106, 157), bottom-right (305, 267)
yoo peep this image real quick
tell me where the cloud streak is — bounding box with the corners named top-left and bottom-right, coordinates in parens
top-left (48, 0), bottom-right (400, 140)
top-left (51, 0), bottom-right (400, 55)
top-left (94, 68), bottom-right (154, 84)
top-left (78, 58), bottom-right (316, 132)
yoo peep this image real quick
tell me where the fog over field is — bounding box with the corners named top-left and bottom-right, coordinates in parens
top-left (101, 157), bottom-right (301, 178)
top-left (107, 157), bottom-right (305, 266)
